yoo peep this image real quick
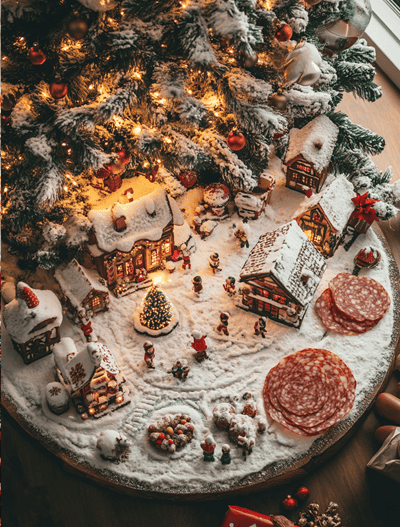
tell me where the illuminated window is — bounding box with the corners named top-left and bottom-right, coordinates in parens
top-left (161, 241), bottom-right (171, 256)
top-left (116, 264), bottom-right (124, 277)
top-left (151, 249), bottom-right (158, 266)
top-left (136, 254), bottom-right (143, 266)
top-left (92, 296), bottom-right (101, 309)
top-left (125, 260), bottom-right (134, 275)
top-left (272, 294), bottom-right (285, 304)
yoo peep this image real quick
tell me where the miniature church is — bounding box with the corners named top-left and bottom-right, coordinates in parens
top-left (295, 175), bottom-right (356, 257)
top-left (87, 187), bottom-right (184, 296)
top-left (283, 115), bottom-right (339, 195)
top-left (239, 221), bottom-right (326, 328)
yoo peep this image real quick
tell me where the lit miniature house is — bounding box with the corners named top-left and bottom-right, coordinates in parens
top-left (283, 115), bottom-right (339, 195)
top-left (234, 172), bottom-right (275, 220)
top-left (3, 282), bottom-right (63, 364)
top-left (295, 175), bottom-right (356, 257)
top-left (87, 187), bottom-right (184, 295)
top-left (55, 259), bottom-right (110, 321)
top-left (53, 337), bottom-right (130, 419)
top-left (239, 221), bottom-right (326, 328)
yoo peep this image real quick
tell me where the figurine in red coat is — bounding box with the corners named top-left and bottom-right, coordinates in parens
top-left (143, 341), bottom-right (155, 369)
top-left (200, 434), bottom-right (216, 461)
top-left (181, 243), bottom-right (191, 270)
top-left (217, 312), bottom-right (229, 336)
top-left (191, 330), bottom-right (208, 362)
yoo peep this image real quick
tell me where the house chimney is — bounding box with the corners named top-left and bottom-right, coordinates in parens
top-left (111, 203), bottom-right (127, 232)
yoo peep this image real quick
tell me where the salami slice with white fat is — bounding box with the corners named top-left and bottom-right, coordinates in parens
top-left (315, 289), bottom-right (357, 335)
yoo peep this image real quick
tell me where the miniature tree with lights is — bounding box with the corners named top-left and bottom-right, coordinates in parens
top-left (134, 285), bottom-right (179, 336)
top-left (2, 0), bottom-right (399, 269)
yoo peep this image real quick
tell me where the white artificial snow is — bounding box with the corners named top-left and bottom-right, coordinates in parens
top-left (54, 259), bottom-right (108, 309)
top-left (2, 155), bottom-right (396, 494)
top-left (88, 187), bottom-right (184, 253)
top-left (284, 115), bottom-right (339, 173)
top-left (3, 283), bottom-right (63, 344)
top-left (295, 175), bottom-right (356, 234)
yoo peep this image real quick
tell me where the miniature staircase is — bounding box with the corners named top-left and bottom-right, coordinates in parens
top-left (125, 393), bottom-right (159, 435)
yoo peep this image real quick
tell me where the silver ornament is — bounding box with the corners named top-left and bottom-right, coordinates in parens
top-left (77, 0), bottom-right (117, 12)
top-left (282, 40), bottom-right (322, 87)
top-left (316, 0), bottom-right (372, 54)
top-left (237, 48), bottom-right (258, 69)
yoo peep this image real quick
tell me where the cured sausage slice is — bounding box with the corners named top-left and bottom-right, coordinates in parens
top-left (315, 289), bottom-right (357, 335)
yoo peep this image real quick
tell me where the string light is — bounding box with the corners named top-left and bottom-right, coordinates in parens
top-left (61, 142), bottom-right (67, 147)
top-left (160, 98), bottom-right (166, 105)
top-left (133, 126), bottom-right (142, 135)
top-left (143, 162), bottom-right (149, 168)
top-left (89, 84), bottom-right (94, 90)
top-left (187, 89), bottom-right (192, 95)
top-left (164, 137), bottom-right (172, 144)
top-left (133, 72), bottom-right (141, 79)
top-left (64, 185), bottom-right (68, 191)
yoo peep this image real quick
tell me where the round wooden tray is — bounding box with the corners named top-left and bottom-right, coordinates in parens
top-left (3, 226), bottom-right (400, 501)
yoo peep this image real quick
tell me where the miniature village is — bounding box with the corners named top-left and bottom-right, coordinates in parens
top-left (2, 110), bottom-right (395, 491)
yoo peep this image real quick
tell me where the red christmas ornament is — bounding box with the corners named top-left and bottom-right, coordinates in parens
top-left (273, 129), bottom-right (287, 141)
top-left (282, 495), bottom-right (297, 511)
top-left (28, 44), bottom-right (46, 65)
top-left (178, 171), bottom-right (197, 188)
top-left (227, 130), bottom-right (246, 151)
top-left (305, 188), bottom-right (313, 198)
top-left (117, 148), bottom-right (130, 165)
top-left (19, 286), bottom-right (40, 308)
top-left (294, 486), bottom-right (310, 501)
top-left (276, 24), bottom-right (293, 42)
top-left (50, 82), bottom-right (68, 99)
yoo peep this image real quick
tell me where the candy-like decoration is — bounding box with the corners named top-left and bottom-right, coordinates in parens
top-left (282, 41), bottom-right (322, 87)
top-left (18, 284), bottom-right (40, 308)
top-left (227, 130), bottom-right (246, 151)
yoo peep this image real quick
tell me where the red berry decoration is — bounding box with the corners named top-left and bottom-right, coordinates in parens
top-left (67, 18), bottom-right (89, 40)
top-left (227, 130), bottom-right (246, 151)
top-left (273, 130), bottom-right (287, 141)
top-left (50, 82), bottom-right (68, 99)
top-left (178, 171), bottom-right (197, 189)
top-left (28, 43), bottom-right (46, 65)
top-left (305, 188), bottom-right (313, 198)
top-left (276, 24), bottom-right (293, 42)
top-left (294, 486), bottom-right (310, 501)
top-left (282, 495), bottom-right (298, 511)
top-left (19, 286), bottom-right (40, 309)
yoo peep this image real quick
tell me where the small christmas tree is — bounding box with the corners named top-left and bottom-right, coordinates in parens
top-left (134, 285), bottom-right (179, 336)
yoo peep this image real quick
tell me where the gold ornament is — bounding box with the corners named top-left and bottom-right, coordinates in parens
top-left (268, 93), bottom-right (288, 112)
top-left (237, 48), bottom-right (258, 68)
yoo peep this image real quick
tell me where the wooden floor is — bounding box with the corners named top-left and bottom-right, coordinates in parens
top-left (3, 67), bottom-right (400, 527)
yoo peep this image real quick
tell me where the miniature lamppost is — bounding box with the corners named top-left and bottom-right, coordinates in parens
top-left (353, 247), bottom-right (381, 276)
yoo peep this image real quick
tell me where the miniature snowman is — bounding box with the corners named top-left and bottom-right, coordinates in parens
top-left (201, 434), bottom-right (216, 462)
top-left (191, 330), bottom-right (208, 362)
top-left (143, 341), bottom-right (155, 369)
top-left (217, 312), bottom-right (229, 336)
top-left (223, 277), bottom-right (236, 296)
top-left (254, 317), bottom-right (267, 338)
top-left (220, 444), bottom-right (232, 465)
top-left (209, 253), bottom-right (222, 274)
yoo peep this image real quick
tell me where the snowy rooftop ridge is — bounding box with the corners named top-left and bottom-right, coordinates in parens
top-left (284, 115), bottom-right (339, 174)
top-left (54, 259), bottom-right (108, 308)
top-left (240, 221), bottom-right (327, 306)
top-left (295, 175), bottom-right (356, 233)
top-left (88, 187), bottom-right (184, 254)
top-left (3, 283), bottom-right (63, 344)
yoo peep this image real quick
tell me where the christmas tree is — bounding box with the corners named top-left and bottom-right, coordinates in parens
top-left (139, 286), bottom-right (174, 331)
top-left (2, 0), bottom-right (399, 269)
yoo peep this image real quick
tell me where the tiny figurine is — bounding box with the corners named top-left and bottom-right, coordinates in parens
top-left (180, 243), bottom-right (191, 270)
top-left (171, 360), bottom-right (190, 380)
top-left (201, 434), bottom-right (216, 462)
top-left (242, 392), bottom-right (257, 417)
top-left (80, 315), bottom-right (96, 342)
top-left (353, 246), bottom-right (381, 276)
top-left (192, 215), bottom-right (202, 234)
top-left (234, 220), bottom-right (250, 248)
top-left (254, 317), bottom-right (267, 338)
top-left (191, 330), bottom-right (208, 362)
top-left (96, 429), bottom-right (131, 463)
top-left (143, 341), bottom-right (155, 369)
top-left (209, 252), bottom-right (222, 274)
top-left (192, 275), bottom-right (203, 296)
top-left (237, 435), bottom-right (255, 460)
top-left (217, 312), bottom-right (230, 336)
top-left (220, 444), bottom-right (232, 465)
top-left (223, 277), bottom-right (236, 296)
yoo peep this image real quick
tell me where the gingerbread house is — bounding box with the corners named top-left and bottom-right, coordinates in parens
top-left (3, 282), bottom-right (63, 364)
top-left (283, 115), bottom-right (339, 195)
top-left (234, 172), bottom-right (275, 220)
top-left (295, 175), bottom-right (356, 257)
top-left (239, 221), bottom-right (326, 328)
top-left (53, 337), bottom-right (130, 419)
top-left (87, 188), bottom-right (184, 295)
top-left (55, 259), bottom-right (110, 321)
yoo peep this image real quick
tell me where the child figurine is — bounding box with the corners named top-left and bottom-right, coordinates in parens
top-left (191, 330), bottom-right (208, 362)
top-left (209, 253), bottom-right (222, 274)
top-left (192, 215), bottom-right (202, 235)
top-left (220, 444), bottom-right (232, 465)
top-left (254, 317), bottom-right (267, 338)
top-left (192, 275), bottom-right (203, 296)
top-left (171, 360), bottom-right (190, 380)
top-left (216, 312), bottom-right (229, 336)
top-left (238, 435), bottom-right (255, 460)
top-left (234, 220), bottom-right (250, 248)
top-left (143, 341), bottom-right (155, 369)
top-left (223, 277), bottom-right (236, 296)
top-left (201, 434), bottom-right (216, 462)
top-left (180, 243), bottom-right (191, 270)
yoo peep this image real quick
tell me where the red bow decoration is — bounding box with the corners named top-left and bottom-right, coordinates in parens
top-left (350, 192), bottom-right (380, 225)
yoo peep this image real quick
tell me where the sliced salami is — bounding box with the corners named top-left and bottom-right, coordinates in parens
top-left (315, 289), bottom-right (357, 335)
top-left (329, 274), bottom-right (390, 323)
top-left (331, 301), bottom-right (378, 333)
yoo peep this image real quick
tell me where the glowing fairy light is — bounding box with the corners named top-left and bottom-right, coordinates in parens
top-left (133, 126), bottom-right (142, 135)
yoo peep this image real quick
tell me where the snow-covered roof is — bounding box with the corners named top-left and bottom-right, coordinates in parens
top-left (88, 187), bottom-right (185, 254)
top-left (295, 175), bottom-right (356, 233)
top-left (235, 192), bottom-right (265, 212)
top-left (55, 259), bottom-right (108, 308)
top-left (240, 221), bottom-right (327, 306)
top-left (3, 282), bottom-right (63, 344)
top-left (284, 115), bottom-right (339, 173)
